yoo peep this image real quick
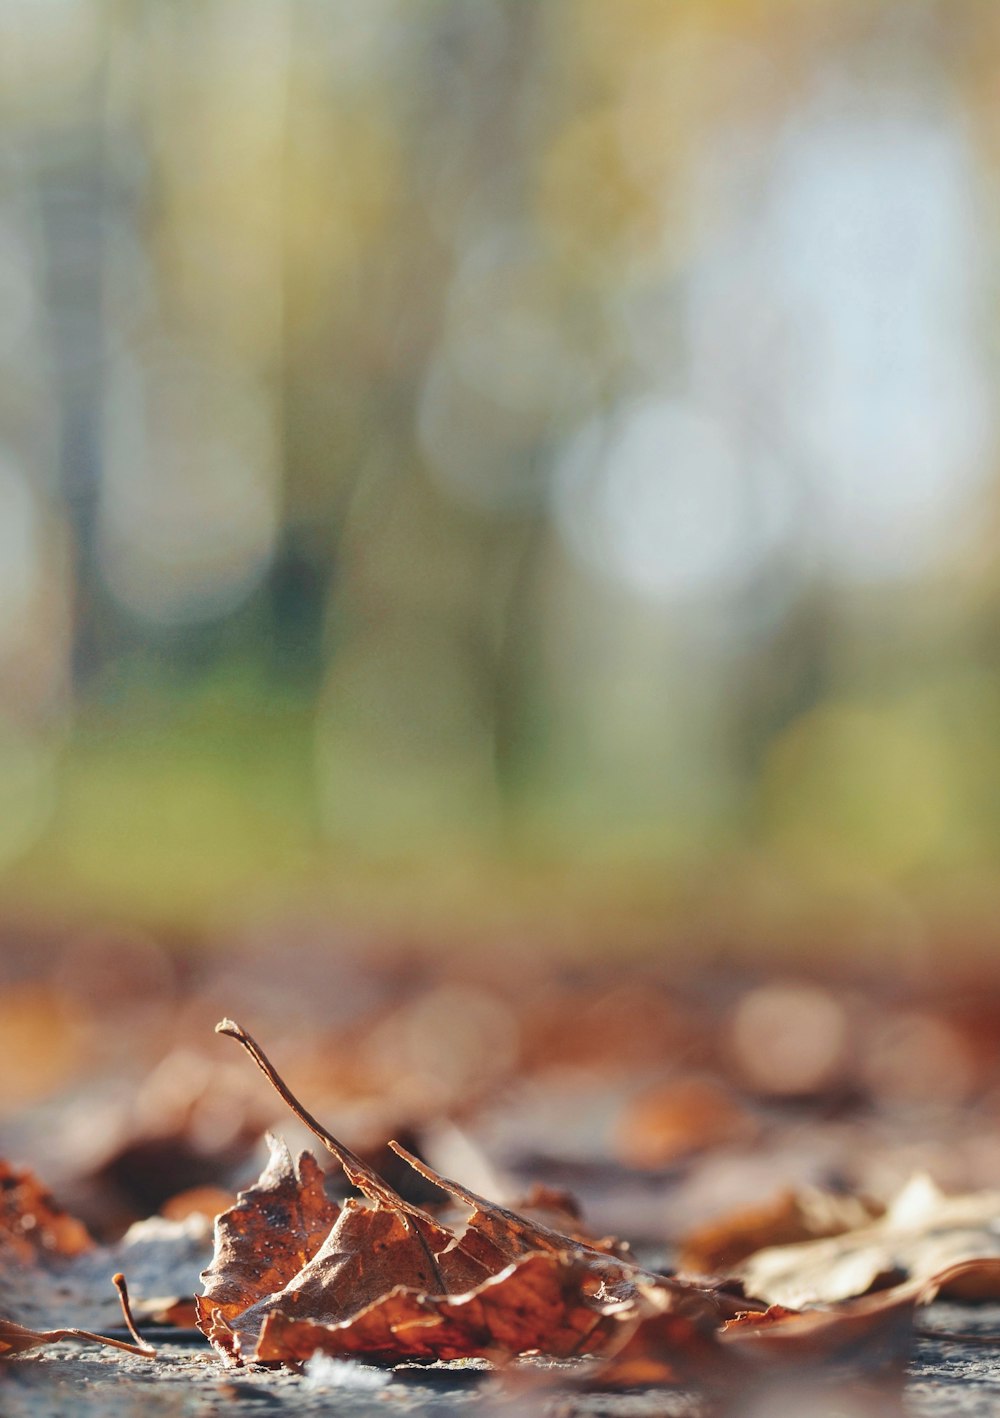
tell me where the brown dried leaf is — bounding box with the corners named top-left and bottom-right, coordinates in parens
top-left (678, 1186), bottom-right (880, 1276)
top-left (196, 1133), bottom-right (340, 1354)
top-left (253, 1251), bottom-right (636, 1365)
top-left (720, 1281), bottom-right (918, 1369)
top-left (0, 1159), bottom-right (92, 1263)
top-left (734, 1173), bottom-right (1000, 1306)
top-left (200, 1019), bottom-right (719, 1367)
top-left (589, 1278), bottom-right (920, 1390)
top-left (206, 1158), bottom-right (646, 1366)
top-left (203, 1016), bottom-right (953, 1387)
top-left (916, 1255), bottom-right (1000, 1303)
top-left (614, 1077), bottom-right (756, 1170)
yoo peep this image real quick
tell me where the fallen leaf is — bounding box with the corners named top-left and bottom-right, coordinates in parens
top-left (195, 1016), bottom-right (1000, 1390)
top-left (199, 1019), bottom-right (719, 1367)
top-left (678, 1185), bottom-right (880, 1275)
top-left (720, 1282), bottom-right (918, 1368)
top-left (253, 1251), bottom-right (635, 1365)
top-left (614, 1076), bottom-right (756, 1170)
top-left (588, 1278), bottom-right (920, 1391)
top-left (916, 1255), bottom-right (1000, 1303)
top-left (734, 1173), bottom-right (1000, 1306)
top-left (196, 1133), bottom-right (340, 1356)
top-left (0, 1159), bottom-right (92, 1263)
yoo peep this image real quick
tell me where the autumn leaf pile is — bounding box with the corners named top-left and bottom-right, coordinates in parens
top-left (5, 1006), bottom-right (1000, 1404)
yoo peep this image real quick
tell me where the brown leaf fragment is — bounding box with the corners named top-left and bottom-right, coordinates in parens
top-left (589, 1278), bottom-right (921, 1391)
top-left (196, 1132), bottom-right (340, 1355)
top-left (720, 1281), bottom-right (918, 1371)
top-left (253, 1252), bottom-right (635, 1366)
top-left (226, 1197), bottom-right (464, 1357)
top-left (614, 1077), bottom-right (756, 1170)
top-left (0, 1159), bottom-right (92, 1263)
top-left (200, 1025), bottom-right (502, 1362)
top-left (917, 1255), bottom-right (1000, 1303)
top-left (678, 1186), bottom-right (879, 1276)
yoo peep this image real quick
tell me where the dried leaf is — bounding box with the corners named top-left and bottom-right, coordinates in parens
top-left (614, 1077), bottom-right (755, 1170)
top-left (916, 1255), bottom-right (1000, 1303)
top-left (721, 1282), bottom-right (918, 1368)
top-left (678, 1186), bottom-right (880, 1275)
top-left (0, 1159), bottom-right (92, 1263)
top-left (200, 1019), bottom-right (718, 1367)
top-left (196, 1133), bottom-right (340, 1354)
top-left (254, 1251), bottom-right (635, 1365)
top-left (588, 1278), bottom-right (920, 1390)
top-left (197, 1016), bottom-right (1000, 1389)
top-left (734, 1173), bottom-right (1000, 1306)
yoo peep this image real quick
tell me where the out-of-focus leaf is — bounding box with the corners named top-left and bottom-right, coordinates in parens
top-left (734, 1174), bottom-right (1000, 1306)
top-left (614, 1076), bottom-right (756, 1170)
top-left (678, 1186), bottom-right (880, 1275)
top-left (0, 1159), bottom-right (92, 1263)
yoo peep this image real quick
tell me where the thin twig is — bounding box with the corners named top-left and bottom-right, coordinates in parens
top-left (916, 1328), bottom-right (1000, 1345)
top-left (113, 1272), bottom-right (155, 1355)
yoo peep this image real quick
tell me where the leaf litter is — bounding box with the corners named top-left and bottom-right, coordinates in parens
top-left (190, 1018), bottom-right (1000, 1390)
top-left (4, 994), bottom-right (1000, 1410)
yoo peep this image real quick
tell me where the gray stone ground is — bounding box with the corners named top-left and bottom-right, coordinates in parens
top-left (909, 1303), bottom-right (1000, 1418)
top-left (5, 1308), bottom-right (1000, 1418)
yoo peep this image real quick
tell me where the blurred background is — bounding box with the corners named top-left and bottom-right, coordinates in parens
top-left (2, 0), bottom-right (1000, 967)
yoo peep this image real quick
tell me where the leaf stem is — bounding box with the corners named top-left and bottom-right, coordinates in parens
top-left (215, 1018), bottom-right (403, 1209)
